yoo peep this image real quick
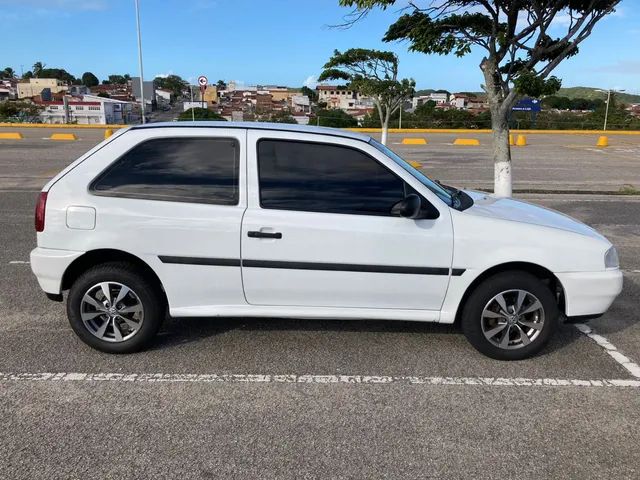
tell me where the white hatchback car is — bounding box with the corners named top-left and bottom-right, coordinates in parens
top-left (31, 122), bottom-right (623, 359)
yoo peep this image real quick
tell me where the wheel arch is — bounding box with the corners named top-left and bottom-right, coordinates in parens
top-left (454, 261), bottom-right (565, 325)
top-left (61, 249), bottom-right (166, 303)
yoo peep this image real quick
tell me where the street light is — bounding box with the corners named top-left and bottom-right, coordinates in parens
top-left (134, 0), bottom-right (145, 124)
top-left (595, 88), bottom-right (625, 131)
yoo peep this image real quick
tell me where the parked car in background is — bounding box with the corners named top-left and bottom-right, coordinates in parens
top-left (30, 122), bottom-right (622, 359)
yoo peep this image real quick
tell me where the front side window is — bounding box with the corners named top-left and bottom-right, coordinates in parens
top-left (258, 139), bottom-right (405, 216)
top-left (92, 137), bottom-right (239, 205)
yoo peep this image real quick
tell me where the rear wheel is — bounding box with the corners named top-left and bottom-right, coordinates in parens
top-left (461, 271), bottom-right (559, 360)
top-left (67, 262), bottom-right (164, 353)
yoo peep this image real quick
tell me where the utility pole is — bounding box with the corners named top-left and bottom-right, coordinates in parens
top-left (134, 0), bottom-right (146, 124)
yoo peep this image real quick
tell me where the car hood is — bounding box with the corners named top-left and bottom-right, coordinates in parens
top-left (462, 190), bottom-right (605, 240)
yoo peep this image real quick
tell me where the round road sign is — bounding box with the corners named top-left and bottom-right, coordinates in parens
top-left (198, 75), bottom-right (208, 87)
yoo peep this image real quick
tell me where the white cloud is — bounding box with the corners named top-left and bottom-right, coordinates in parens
top-left (155, 70), bottom-right (174, 79)
top-left (303, 75), bottom-right (318, 88)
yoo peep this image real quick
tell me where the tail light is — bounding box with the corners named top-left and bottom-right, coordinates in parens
top-left (35, 191), bottom-right (48, 232)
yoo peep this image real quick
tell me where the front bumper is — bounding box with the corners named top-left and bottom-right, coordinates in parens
top-left (556, 269), bottom-right (623, 317)
top-left (30, 247), bottom-right (84, 294)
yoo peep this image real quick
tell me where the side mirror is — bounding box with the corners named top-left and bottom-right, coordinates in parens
top-left (391, 194), bottom-right (423, 219)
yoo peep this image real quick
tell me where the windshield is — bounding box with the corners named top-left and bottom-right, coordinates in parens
top-left (368, 138), bottom-right (454, 207)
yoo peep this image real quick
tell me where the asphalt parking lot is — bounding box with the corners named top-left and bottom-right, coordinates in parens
top-left (1, 127), bottom-right (639, 479)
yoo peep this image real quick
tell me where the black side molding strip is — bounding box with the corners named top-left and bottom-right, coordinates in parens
top-left (159, 255), bottom-right (465, 276)
top-left (158, 256), bottom-right (241, 267)
top-left (243, 259), bottom-right (451, 275)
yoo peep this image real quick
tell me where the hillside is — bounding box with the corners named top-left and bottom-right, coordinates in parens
top-left (557, 87), bottom-right (640, 104)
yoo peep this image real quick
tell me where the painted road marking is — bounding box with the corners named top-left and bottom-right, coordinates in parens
top-left (8, 260), bottom-right (29, 264)
top-left (0, 371), bottom-right (639, 388)
top-left (574, 323), bottom-right (640, 378)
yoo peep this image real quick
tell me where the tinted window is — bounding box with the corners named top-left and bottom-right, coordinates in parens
top-left (258, 140), bottom-right (405, 216)
top-left (92, 137), bottom-right (239, 205)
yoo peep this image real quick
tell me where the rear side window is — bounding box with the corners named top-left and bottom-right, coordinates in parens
top-left (91, 137), bottom-right (239, 205)
top-left (258, 140), bottom-right (405, 216)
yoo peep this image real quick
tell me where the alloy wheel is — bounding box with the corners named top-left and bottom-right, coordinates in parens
top-left (480, 289), bottom-right (545, 350)
top-left (80, 282), bottom-right (144, 343)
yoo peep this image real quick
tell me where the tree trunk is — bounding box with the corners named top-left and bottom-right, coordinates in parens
top-left (491, 108), bottom-right (512, 197)
top-left (381, 109), bottom-right (390, 145)
top-left (482, 58), bottom-right (513, 197)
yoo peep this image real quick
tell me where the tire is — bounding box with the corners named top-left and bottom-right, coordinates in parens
top-left (461, 271), bottom-right (559, 360)
top-left (67, 261), bottom-right (164, 353)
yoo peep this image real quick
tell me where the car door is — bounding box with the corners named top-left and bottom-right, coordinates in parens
top-left (241, 129), bottom-right (454, 311)
top-left (82, 127), bottom-right (247, 314)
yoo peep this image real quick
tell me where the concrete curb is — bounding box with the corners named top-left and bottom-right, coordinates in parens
top-left (348, 128), bottom-right (640, 135)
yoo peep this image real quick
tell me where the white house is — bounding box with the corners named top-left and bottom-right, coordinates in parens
top-left (39, 95), bottom-right (137, 124)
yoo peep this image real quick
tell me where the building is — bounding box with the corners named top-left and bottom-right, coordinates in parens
top-left (155, 88), bottom-right (172, 103)
top-left (290, 95), bottom-right (310, 113)
top-left (17, 78), bottom-right (67, 99)
top-left (132, 78), bottom-right (156, 112)
top-left (203, 85), bottom-right (218, 105)
top-left (0, 79), bottom-right (18, 101)
top-left (316, 85), bottom-right (373, 110)
top-left (412, 92), bottom-right (449, 109)
top-left (450, 93), bottom-right (488, 111)
top-left (38, 94), bottom-right (138, 124)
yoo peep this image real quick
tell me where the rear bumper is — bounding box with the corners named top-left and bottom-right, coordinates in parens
top-left (30, 247), bottom-right (84, 294)
top-left (557, 269), bottom-right (623, 317)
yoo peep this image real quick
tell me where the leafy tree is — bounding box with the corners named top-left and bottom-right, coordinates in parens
top-left (301, 86), bottom-right (318, 102)
top-left (2, 67), bottom-right (15, 78)
top-left (314, 108), bottom-right (358, 128)
top-left (154, 74), bottom-right (188, 98)
top-left (319, 48), bottom-right (415, 144)
top-left (340, 0), bottom-right (620, 196)
top-left (22, 71), bottom-right (34, 79)
top-left (178, 108), bottom-right (226, 121)
top-left (32, 61), bottom-right (46, 78)
top-left (216, 79), bottom-right (227, 90)
top-left (0, 101), bottom-right (41, 121)
top-left (267, 110), bottom-right (298, 124)
top-left (107, 74), bottom-right (128, 85)
top-left (39, 68), bottom-right (76, 84)
top-left (81, 71), bottom-right (100, 87)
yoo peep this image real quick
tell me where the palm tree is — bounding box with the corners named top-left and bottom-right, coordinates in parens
top-left (32, 61), bottom-right (46, 78)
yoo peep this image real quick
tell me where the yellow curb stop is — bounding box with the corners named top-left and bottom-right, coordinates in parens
top-left (596, 135), bottom-right (609, 147)
top-left (516, 135), bottom-right (527, 146)
top-left (509, 134), bottom-right (515, 146)
top-left (50, 133), bottom-right (77, 141)
top-left (104, 129), bottom-right (114, 139)
top-left (0, 132), bottom-right (23, 139)
top-left (408, 160), bottom-right (422, 168)
top-left (453, 138), bottom-right (480, 146)
top-left (402, 138), bottom-right (427, 145)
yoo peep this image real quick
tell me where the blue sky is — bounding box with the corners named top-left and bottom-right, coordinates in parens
top-left (2, 0), bottom-right (639, 93)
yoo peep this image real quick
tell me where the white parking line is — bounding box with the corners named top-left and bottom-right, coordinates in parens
top-left (1, 371), bottom-right (639, 388)
top-left (574, 323), bottom-right (640, 378)
top-left (8, 260), bottom-right (29, 264)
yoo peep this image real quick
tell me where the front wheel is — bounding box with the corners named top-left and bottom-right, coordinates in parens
top-left (67, 262), bottom-right (164, 353)
top-left (461, 271), bottom-right (559, 360)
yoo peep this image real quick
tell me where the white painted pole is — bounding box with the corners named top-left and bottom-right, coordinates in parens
top-left (134, 0), bottom-right (146, 124)
top-left (190, 85), bottom-right (195, 121)
top-left (603, 89), bottom-right (611, 131)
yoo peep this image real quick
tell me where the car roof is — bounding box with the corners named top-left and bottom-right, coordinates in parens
top-left (130, 121), bottom-right (372, 143)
